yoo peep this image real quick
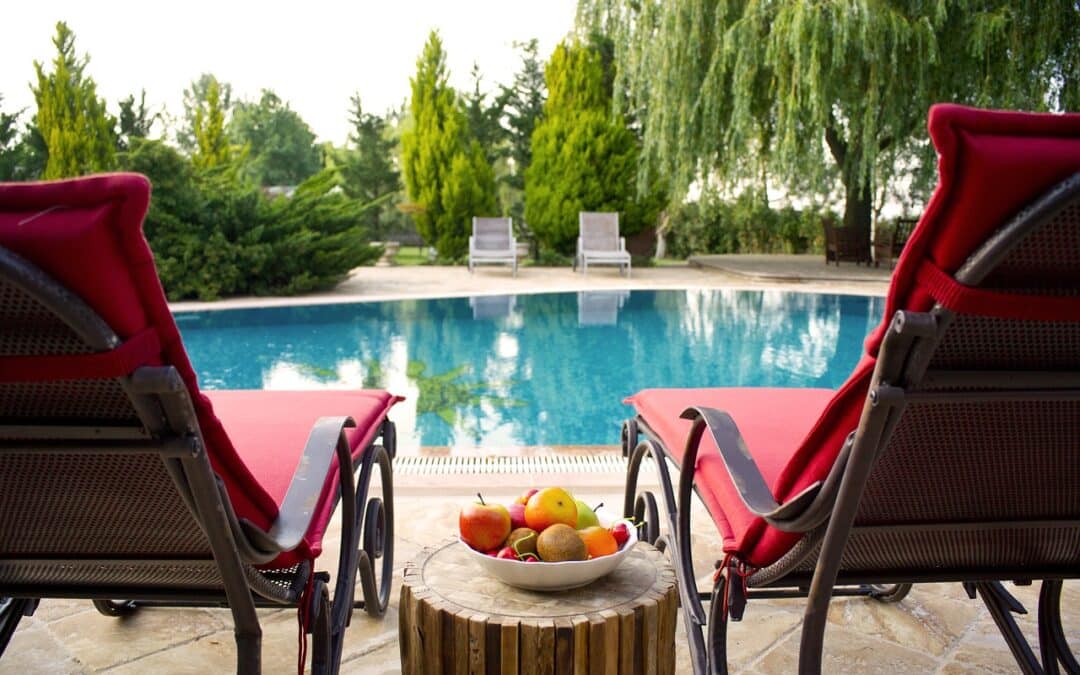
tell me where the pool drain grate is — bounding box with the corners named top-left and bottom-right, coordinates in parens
top-left (392, 454), bottom-right (658, 476)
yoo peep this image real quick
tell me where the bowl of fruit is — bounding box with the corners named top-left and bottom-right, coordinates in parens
top-left (458, 487), bottom-right (638, 591)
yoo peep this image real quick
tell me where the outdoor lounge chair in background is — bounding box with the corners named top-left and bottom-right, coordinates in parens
top-left (575, 211), bottom-right (631, 276)
top-left (468, 216), bottom-right (518, 276)
top-left (618, 105), bottom-right (1079, 674)
top-left (823, 216), bottom-right (871, 265)
top-left (0, 174), bottom-right (402, 674)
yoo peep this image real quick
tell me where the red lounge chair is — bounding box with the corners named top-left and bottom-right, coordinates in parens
top-left (0, 174), bottom-right (403, 674)
top-left (619, 105), bottom-right (1079, 674)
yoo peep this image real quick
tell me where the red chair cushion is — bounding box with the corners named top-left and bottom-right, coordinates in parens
top-left (205, 390), bottom-right (402, 567)
top-left (625, 387), bottom-right (835, 566)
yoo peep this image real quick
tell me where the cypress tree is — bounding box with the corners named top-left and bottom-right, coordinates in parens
top-left (192, 77), bottom-right (230, 170)
top-left (31, 21), bottom-right (116, 179)
top-left (524, 41), bottom-right (644, 254)
top-left (401, 31), bottom-right (497, 259)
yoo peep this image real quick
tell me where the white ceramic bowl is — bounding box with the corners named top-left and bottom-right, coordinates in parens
top-left (459, 509), bottom-right (638, 591)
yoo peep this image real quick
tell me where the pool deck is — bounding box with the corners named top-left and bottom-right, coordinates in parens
top-left (170, 255), bottom-right (890, 313)
top-left (8, 258), bottom-right (1071, 674)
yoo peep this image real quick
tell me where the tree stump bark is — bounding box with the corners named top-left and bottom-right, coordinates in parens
top-left (399, 538), bottom-right (678, 674)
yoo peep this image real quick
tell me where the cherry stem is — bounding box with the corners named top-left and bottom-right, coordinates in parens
top-left (477, 492), bottom-right (485, 505)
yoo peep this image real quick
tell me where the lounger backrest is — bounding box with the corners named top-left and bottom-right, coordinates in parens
top-left (0, 175), bottom-right (278, 581)
top-left (840, 175), bottom-right (1080, 574)
top-left (768, 106), bottom-right (1080, 577)
top-left (579, 212), bottom-right (620, 251)
top-left (472, 217), bottom-right (512, 251)
top-left (0, 235), bottom-right (213, 567)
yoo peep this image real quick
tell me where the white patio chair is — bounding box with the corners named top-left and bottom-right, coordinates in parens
top-left (468, 217), bottom-right (518, 276)
top-left (575, 212), bottom-right (631, 276)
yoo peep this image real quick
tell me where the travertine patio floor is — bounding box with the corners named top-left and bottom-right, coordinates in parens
top-left (4, 474), bottom-right (1075, 674)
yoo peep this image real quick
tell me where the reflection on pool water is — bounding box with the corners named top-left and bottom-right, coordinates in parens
top-left (176, 290), bottom-right (884, 453)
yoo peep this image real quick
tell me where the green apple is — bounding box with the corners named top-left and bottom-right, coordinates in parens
top-left (574, 499), bottom-right (600, 529)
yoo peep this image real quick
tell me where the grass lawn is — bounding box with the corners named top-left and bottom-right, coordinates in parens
top-left (391, 247), bottom-right (432, 266)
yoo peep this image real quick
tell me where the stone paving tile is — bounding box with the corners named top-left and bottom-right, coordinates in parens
top-left (46, 606), bottom-right (228, 672)
top-left (754, 625), bottom-right (941, 673)
top-left (0, 622), bottom-right (86, 674)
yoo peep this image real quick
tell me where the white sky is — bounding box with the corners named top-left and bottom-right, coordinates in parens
top-left (1, 1), bottom-right (578, 145)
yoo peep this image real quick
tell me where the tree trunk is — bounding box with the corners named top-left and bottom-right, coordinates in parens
top-left (842, 177), bottom-right (873, 259)
top-left (826, 122), bottom-right (872, 262)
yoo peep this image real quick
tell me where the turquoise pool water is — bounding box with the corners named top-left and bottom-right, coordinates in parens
top-left (176, 290), bottom-right (884, 452)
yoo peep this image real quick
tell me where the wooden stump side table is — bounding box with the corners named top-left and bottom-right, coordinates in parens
top-left (399, 538), bottom-right (678, 674)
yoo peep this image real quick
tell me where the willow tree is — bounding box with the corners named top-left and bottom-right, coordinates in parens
top-left (581, 0), bottom-right (1079, 247)
top-left (31, 22), bottom-right (116, 179)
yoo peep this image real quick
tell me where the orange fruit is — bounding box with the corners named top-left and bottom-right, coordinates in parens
top-left (578, 526), bottom-right (618, 558)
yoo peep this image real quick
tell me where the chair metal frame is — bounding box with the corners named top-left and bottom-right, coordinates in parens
top-left (621, 173), bottom-right (1080, 675)
top-left (0, 245), bottom-right (397, 674)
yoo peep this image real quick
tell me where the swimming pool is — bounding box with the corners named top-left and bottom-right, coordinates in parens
top-left (176, 290), bottom-right (884, 453)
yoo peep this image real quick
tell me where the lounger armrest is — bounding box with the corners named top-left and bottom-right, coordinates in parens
top-left (619, 237), bottom-right (626, 252)
top-left (260, 415), bottom-right (357, 553)
top-left (469, 235), bottom-right (476, 254)
top-left (680, 407), bottom-right (821, 522)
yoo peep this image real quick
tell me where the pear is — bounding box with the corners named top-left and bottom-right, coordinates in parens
top-left (574, 499), bottom-right (600, 529)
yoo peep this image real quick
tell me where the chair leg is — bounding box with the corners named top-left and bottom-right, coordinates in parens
top-left (92, 599), bottom-right (138, 617)
top-left (1038, 580), bottom-right (1078, 675)
top-left (355, 442), bottom-right (395, 618)
top-left (0, 598), bottom-right (37, 658)
top-left (705, 577), bottom-right (729, 675)
top-left (308, 577), bottom-right (332, 675)
top-left (868, 583), bottom-right (912, 604)
top-left (968, 581), bottom-right (1044, 675)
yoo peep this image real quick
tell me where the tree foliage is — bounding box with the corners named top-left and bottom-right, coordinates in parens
top-left (229, 89), bottom-right (321, 186)
top-left (0, 96), bottom-right (30, 181)
top-left (191, 76), bottom-right (232, 170)
top-left (341, 94), bottom-right (404, 239)
top-left (524, 41), bottom-right (657, 254)
top-left (401, 31), bottom-right (497, 258)
top-left (178, 73), bottom-right (233, 152)
top-left (579, 0), bottom-right (1080, 244)
top-left (31, 21), bottom-right (116, 179)
top-left (496, 40), bottom-right (548, 221)
top-left (462, 63), bottom-right (504, 165)
top-left (117, 90), bottom-right (158, 151)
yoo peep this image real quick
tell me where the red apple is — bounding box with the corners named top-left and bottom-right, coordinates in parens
top-left (610, 521), bottom-right (631, 547)
top-left (508, 502), bottom-right (527, 530)
top-left (459, 493), bottom-right (511, 552)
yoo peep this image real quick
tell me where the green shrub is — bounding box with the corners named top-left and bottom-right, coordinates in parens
top-left (667, 189), bottom-right (826, 258)
top-left (120, 138), bottom-right (380, 300)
